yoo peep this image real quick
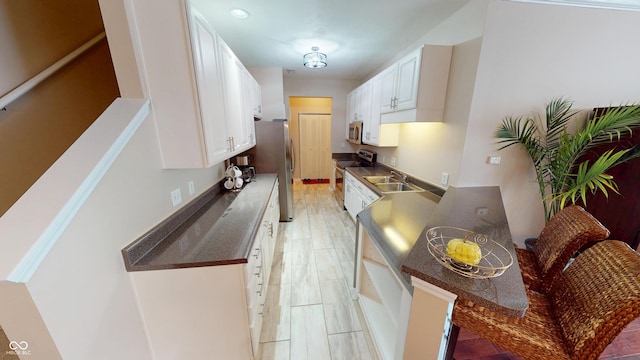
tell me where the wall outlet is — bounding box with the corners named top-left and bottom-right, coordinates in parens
top-left (171, 188), bottom-right (182, 207)
top-left (390, 157), bottom-right (396, 166)
top-left (488, 156), bottom-right (501, 165)
top-left (441, 172), bottom-right (449, 186)
top-left (188, 181), bottom-right (195, 195)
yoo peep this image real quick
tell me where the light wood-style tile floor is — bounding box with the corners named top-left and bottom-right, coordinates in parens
top-left (257, 182), bottom-right (378, 360)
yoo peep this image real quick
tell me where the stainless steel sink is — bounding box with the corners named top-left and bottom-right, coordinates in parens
top-left (363, 175), bottom-right (394, 184)
top-left (375, 182), bottom-right (425, 193)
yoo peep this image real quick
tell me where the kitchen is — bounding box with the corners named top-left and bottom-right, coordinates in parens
top-left (1, 0), bottom-right (640, 359)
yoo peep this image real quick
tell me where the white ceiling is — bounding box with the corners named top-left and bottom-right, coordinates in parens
top-left (189, 0), bottom-right (640, 81)
top-left (190, 0), bottom-right (471, 81)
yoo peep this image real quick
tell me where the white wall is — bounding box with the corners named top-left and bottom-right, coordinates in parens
top-left (23, 109), bottom-right (223, 359)
top-left (284, 77), bottom-right (360, 153)
top-left (459, 0), bottom-right (640, 244)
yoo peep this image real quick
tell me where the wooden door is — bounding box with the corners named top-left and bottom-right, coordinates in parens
top-left (299, 114), bottom-right (331, 180)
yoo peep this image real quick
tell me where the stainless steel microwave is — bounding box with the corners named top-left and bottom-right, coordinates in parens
top-left (347, 121), bottom-right (362, 144)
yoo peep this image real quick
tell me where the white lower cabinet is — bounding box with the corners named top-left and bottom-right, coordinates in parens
top-left (344, 172), bottom-right (380, 222)
top-left (356, 222), bottom-right (457, 360)
top-left (130, 182), bottom-right (279, 359)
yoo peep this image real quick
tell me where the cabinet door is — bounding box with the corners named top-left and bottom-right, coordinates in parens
top-left (379, 66), bottom-right (397, 114)
top-left (366, 75), bottom-right (383, 144)
top-left (238, 68), bottom-right (256, 150)
top-left (189, 9), bottom-right (229, 166)
top-left (395, 47), bottom-right (422, 112)
top-left (346, 89), bottom-right (356, 122)
top-left (359, 80), bottom-right (372, 122)
top-left (251, 76), bottom-right (262, 118)
top-left (219, 39), bottom-right (246, 152)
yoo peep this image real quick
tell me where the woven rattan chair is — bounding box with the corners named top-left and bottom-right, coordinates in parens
top-left (516, 205), bottom-right (609, 294)
top-left (453, 240), bottom-right (640, 360)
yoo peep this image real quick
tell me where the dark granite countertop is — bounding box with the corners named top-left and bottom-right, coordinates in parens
top-left (122, 174), bottom-right (278, 271)
top-left (352, 169), bottom-right (528, 318)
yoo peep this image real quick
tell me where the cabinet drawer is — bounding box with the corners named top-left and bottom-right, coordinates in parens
top-left (245, 240), bottom-right (262, 282)
top-left (245, 260), bottom-right (264, 323)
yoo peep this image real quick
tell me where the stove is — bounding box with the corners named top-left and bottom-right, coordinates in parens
top-left (335, 150), bottom-right (377, 170)
top-left (333, 150), bottom-right (376, 208)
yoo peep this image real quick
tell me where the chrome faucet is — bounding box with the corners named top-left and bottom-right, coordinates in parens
top-left (390, 170), bottom-right (407, 183)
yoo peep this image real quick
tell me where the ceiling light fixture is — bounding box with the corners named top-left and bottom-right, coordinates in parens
top-left (230, 8), bottom-right (250, 19)
top-left (303, 47), bottom-right (327, 69)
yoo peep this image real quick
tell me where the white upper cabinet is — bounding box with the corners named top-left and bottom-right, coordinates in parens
top-left (191, 8), bottom-right (257, 161)
top-left (346, 82), bottom-right (371, 124)
top-left (240, 66), bottom-right (258, 148)
top-left (379, 47), bottom-right (421, 114)
top-left (189, 9), bottom-right (229, 165)
top-left (366, 74), bottom-right (399, 147)
top-left (110, 0), bottom-right (258, 168)
top-left (379, 45), bottom-right (452, 124)
top-left (219, 38), bottom-right (251, 152)
top-left (347, 44), bottom-right (451, 147)
top-left (379, 64), bottom-right (399, 114)
top-left (346, 75), bottom-right (399, 147)
top-left (394, 48), bottom-right (422, 112)
top-left (249, 75), bottom-right (262, 119)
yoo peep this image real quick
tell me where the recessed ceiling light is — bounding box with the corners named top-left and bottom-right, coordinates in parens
top-left (230, 8), bottom-right (250, 19)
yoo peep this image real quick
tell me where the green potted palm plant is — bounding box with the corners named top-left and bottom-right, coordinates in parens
top-left (496, 97), bottom-right (640, 224)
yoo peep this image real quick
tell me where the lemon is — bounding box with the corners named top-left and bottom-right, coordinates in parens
top-left (446, 238), bottom-right (482, 265)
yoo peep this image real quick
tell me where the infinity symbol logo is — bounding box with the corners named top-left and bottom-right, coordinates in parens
top-left (9, 340), bottom-right (29, 350)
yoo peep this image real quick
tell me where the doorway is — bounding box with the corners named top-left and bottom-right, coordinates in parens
top-left (288, 97), bottom-right (332, 181)
top-left (299, 114), bottom-right (332, 180)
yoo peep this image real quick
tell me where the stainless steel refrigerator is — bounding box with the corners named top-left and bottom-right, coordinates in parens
top-left (249, 120), bottom-right (294, 221)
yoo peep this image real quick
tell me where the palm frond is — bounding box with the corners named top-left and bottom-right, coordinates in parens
top-left (555, 149), bottom-right (629, 209)
top-left (495, 97), bottom-right (640, 222)
top-left (545, 97), bottom-right (579, 145)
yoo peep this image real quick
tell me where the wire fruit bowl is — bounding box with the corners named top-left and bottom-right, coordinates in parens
top-left (425, 226), bottom-right (513, 279)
